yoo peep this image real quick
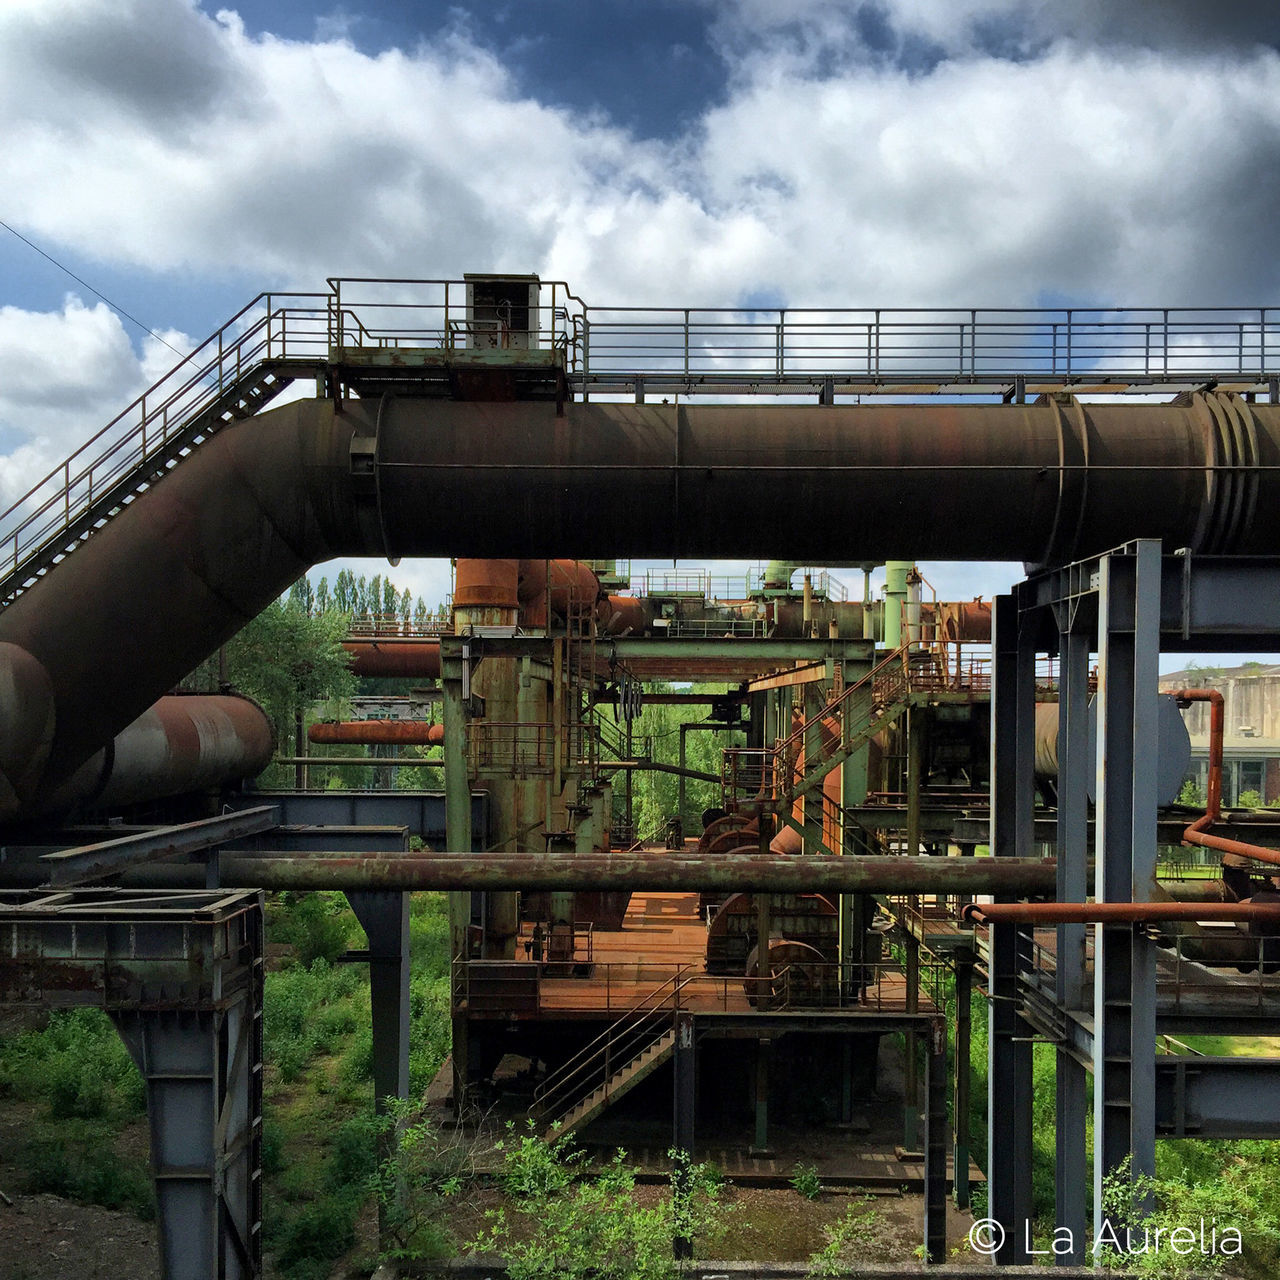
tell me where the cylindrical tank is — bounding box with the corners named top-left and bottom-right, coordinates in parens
top-left (1034, 694), bottom-right (1192, 805)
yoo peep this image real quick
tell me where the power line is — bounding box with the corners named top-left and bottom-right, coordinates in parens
top-left (0, 218), bottom-right (188, 358)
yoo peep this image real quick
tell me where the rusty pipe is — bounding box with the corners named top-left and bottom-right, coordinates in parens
top-left (1174, 687), bottom-right (1225, 824)
top-left (963, 900), bottom-right (1280, 925)
top-left (342, 640), bottom-right (441, 680)
top-left (4, 391), bottom-right (1280, 813)
top-left (34, 694), bottom-right (273, 817)
top-left (1167, 687), bottom-right (1280, 866)
top-left (217, 852), bottom-right (1059, 894)
top-left (308, 720), bottom-right (443, 746)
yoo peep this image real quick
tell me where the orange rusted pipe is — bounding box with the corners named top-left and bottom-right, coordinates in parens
top-left (1167, 687), bottom-right (1280, 866)
top-left (342, 640), bottom-right (441, 679)
top-left (964, 901), bottom-right (1280, 924)
top-left (517, 559), bottom-right (601, 611)
top-left (309, 720), bottom-right (444, 746)
top-left (454, 559), bottom-right (520, 610)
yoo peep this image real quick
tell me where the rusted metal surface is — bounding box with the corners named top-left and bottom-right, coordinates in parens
top-left (36, 694), bottom-right (273, 818)
top-left (454, 558), bottom-right (519, 610)
top-left (963, 901), bottom-right (1280, 924)
top-left (214, 852), bottom-right (1057, 893)
top-left (0, 887), bottom-right (262, 1007)
top-left (1170, 687), bottom-right (1280, 867)
top-left (516, 559), bottom-right (600, 611)
top-left (4, 392), bottom-right (1280, 817)
top-left (342, 639), bottom-right (441, 679)
top-left (308, 719), bottom-right (443, 745)
top-left (599, 594), bottom-right (652, 635)
top-left (39, 805), bottom-right (278, 886)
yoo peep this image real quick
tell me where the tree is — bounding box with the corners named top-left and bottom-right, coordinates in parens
top-left (315, 576), bottom-right (331, 614)
top-left (223, 600), bottom-right (356, 746)
top-left (333, 568), bottom-right (357, 614)
top-left (413, 598), bottom-right (429, 630)
top-left (287, 576), bottom-right (315, 615)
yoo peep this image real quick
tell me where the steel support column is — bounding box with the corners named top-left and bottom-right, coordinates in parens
top-left (1055, 585), bottom-right (1092, 1263)
top-left (345, 889), bottom-right (411, 1217)
top-left (441, 637), bottom-right (473, 1113)
top-left (924, 1017), bottom-right (949, 1265)
top-left (0, 890), bottom-right (264, 1280)
top-left (953, 956), bottom-right (973, 1210)
top-left (672, 1011), bottom-right (696, 1260)
top-left (987, 593), bottom-right (1036, 1264)
top-left (1093, 542), bottom-right (1161, 1226)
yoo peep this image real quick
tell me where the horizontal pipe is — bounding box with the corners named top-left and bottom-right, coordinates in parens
top-left (308, 720), bottom-right (443, 745)
top-left (596, 759), bottom-right (722, 784)
top-left (36, 694), bottom-right (273, 817)
top-left (963, 901), bottom-right (1280, 924)
top-left (271, 756), bottom-right (440, 767)
top-left (4, 392), bottom-right (1280, 815)
top-left (212, 852), bottom-right (1057, 893)
top-left (342, 640), bottom-right (441, 679)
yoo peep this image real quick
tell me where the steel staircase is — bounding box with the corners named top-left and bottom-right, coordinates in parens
top-left (722, 643), bottom-right (914, 814)
top-left (532, 967), bottom-right (691, 1140)
top-left (0, 292), bottom-right (328, 606)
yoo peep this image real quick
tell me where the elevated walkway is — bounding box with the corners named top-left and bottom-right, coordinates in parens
top-left (4, 278), bottom-right (1279, 608)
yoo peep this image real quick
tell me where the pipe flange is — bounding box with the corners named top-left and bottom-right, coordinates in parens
top-left (1039, 393), bottom-right (1090, 569)
top-left (1190, 391), bottom-right (1260, 553)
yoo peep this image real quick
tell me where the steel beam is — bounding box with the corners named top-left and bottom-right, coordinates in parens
top-left (38, 806), bottom-right (278, 886)
top-left (0, 889), bottom-right (264, 1280)
top-left (1054, 592), bottom-right (1091, 1264)
top-left (924, 1017), bottom-right (948, 1265)
top-left (987, 594), bottom-right (1037, 1265)
top-left (1154, 1057), bottom-right (1280, 1138)
top-left (1093, 543), bottom-right (1160, 1229)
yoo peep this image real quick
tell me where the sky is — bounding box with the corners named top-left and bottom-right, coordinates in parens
top-left (3, 0), bottom-right (1280, 664)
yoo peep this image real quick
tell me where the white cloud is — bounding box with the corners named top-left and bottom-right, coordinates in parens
top-left (1, 0), bottom-right (1278, 317)
top-left (4, 1), bottom-right (1280, 599)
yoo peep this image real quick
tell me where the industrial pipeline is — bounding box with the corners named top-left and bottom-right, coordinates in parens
top-left (2, 391), bottom-right (1279, 818)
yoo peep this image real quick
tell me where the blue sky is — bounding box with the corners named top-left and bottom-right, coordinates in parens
top-left (3, 0), bottom-right (1280, 663)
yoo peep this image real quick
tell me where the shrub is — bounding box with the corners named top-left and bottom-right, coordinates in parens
top-left (474, 1127), bottom-right (728, 1279)
top-left (789, 1162), bottom-right (822, 1200)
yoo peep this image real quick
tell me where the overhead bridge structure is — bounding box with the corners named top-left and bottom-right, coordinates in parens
top-left (3, 277), bottom-right (1280, 1278)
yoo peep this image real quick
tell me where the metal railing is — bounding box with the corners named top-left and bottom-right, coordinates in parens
top-left (0, 293), bottom-right (329, 598)
top-left (575, 305), bottom-right (1280, 387)
top-left (9, 278), bottom-right (1280, 609)
top-left (533, 966), bottom-right (694, 1129)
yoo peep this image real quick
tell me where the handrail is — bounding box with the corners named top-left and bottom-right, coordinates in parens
top-left (0, 291), bottom-right (329, 597)
top-left (533, 964), bottom-right (694, 1125)
top-left (776, 642), bottom-right (911, 760)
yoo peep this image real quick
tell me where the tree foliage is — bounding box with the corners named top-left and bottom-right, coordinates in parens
top-left (224, 600), bottom-right (356, 738)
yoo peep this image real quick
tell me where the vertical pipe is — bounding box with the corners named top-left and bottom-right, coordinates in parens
top-left (884, 561), bottom-right (910, 649)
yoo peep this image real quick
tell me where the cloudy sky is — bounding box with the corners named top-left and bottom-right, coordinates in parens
top-left (3, 0), bottom-right (1279, 650)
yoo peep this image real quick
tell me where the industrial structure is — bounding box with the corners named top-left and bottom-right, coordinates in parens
top-left (3, 277), bottom-right (1280, 1277)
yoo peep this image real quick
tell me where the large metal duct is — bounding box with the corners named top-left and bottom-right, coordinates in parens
top-left (34, 694), bottom-right (273, 817)
top-left (0, 391), bottom-right (1277, 817)
top-left (342, 640), bottom-right (441, 679)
